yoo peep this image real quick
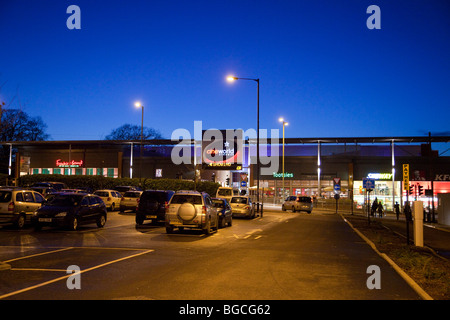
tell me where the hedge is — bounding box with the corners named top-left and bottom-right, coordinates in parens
top-left (18, 174), bottom-right (220, 196)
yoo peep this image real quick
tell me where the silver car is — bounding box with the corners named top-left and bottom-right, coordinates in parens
top-left (165, 190), bottom-right (218, 235)
top-left (119, 191), bottom-right (143, 213)
top-left (230, 196), bottom-right (255, 219)
top-left (0, 188), bottom-right (46, 228)
top-left (282, 196), bottom-right (313, 213)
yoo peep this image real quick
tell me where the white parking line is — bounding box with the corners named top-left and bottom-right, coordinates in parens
top-left (4, 247), bottom-right (74, 263)
top-left (0, 248), bottom-right (154, 300)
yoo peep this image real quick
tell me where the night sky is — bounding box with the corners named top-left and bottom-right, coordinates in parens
top-left (1, 0), bottom-right (449, 144)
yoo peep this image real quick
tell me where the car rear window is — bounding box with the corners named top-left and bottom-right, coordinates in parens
top-left (212, 199), bottom-right (225, 208)
top-left (124, 192), bottom-right (140, 198)
top-left (231, 197), bottom-right (248, 204)
top-left (94, 191), bottom-right (109, 197)
top-left (170, 194), bottom-right (202, 205)
top-left (0, 191), bottom-right (12, 203)
top-left (48, 194), bottom-right (84, 206)
top-left (217, 189), bottom-right (232, 196)
top-left (298, 197), bottom-right (312, 203)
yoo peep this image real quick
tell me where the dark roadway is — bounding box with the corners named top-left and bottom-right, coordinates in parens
top-left (0, 209), bottom-right (421, 300)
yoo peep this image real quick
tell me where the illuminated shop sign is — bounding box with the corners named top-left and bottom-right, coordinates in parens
top-left (273, 172), bottom-right (294, 178)
top-left (56, 159), bottom-right (84, 168)
top-left (367, 173), bottom-right (392, 180)
top-left (202, 129), bottom-right (243, 170)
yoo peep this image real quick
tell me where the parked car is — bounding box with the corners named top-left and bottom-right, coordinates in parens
top-left (212, 197), bottom-right (232, 228)
top-left (135, 190), bottom-right (174, 225)
top-left (31, 181), bottom-right (68, 191)
top-left (114, 186), bottom-right (141, 195)
top-left (30, 186), bottom-right (58, 199)
top-left (0, 188), bottom-right (46, 228)
top-left (93, 189), bottom-right (122, 211)
top-left (230, 196), bottom-right (255, 218)
top-left (120, 190), bottom-right (143, 213)
top-left (282, 196), bottom-right (313, 213)
top-left (216, 187), bottom-right (238, 202)
top-left (33, 193), bottom-right (107, 231)
top-left (60, 189), bottom-right (86, 193)
top-left (165, 190), bottom-right (218, 235)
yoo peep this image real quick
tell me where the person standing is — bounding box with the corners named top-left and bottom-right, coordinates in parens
top-left (394, 202), bottom-right (400, 220)
top-left (377, 201), bottom-right (383, 218)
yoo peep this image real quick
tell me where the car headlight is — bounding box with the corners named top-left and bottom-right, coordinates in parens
top-left (55, 212), bottom-right (67, 217)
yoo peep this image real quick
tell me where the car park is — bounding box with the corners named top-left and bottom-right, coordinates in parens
top-left (165, 190), bottom-right (218, 235)
top-left (212, 197), bottom-right (232, 228)
top-left (0, 188), bottom-right (46, 228)
top-left (135, 190), bottom-right (174, 225)
top-left (119, 190), bottom-right (143, 213)
top-left (93, 189), bottom-right (122, 211)
top-left (230, 196), bottom-right (255, 219)
top-left (282, 196), bottom-right (313, 213)
top-left (33, 193), bottom-right (107, 231)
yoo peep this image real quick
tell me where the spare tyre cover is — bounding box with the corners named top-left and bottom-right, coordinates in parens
top-left (177, 203), bottom-right (197, 221)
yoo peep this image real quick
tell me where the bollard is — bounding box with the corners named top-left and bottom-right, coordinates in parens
top-left (413, 201), bottom-right (423, 247)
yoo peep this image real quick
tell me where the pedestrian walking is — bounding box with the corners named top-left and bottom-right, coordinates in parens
top-left (371, 198), bottom-right (378, 217)
top-left (394, 202), bottom-right (400, 220)
top-left (377, 202), bottom-right (383, 218)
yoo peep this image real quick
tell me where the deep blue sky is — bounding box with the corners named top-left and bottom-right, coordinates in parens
top-left (1, 0), bottom-right (449, 141)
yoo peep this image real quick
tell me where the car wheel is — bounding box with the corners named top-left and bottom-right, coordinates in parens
top-left (166, 226), bottom-right (174, 234)
top-left (135, 215), bottom-right (144, 225)
top-left (203, 219), bottom-right (212, 235)
top-left (96, 214), bottom-right (106, 228)
top-left (228, 216), bottom-right (232, 227)
top-left (219, 217), bottom-right (226, 228)
top-left (281, 205), bottom-right (286, 211)
top-left (15, 214), bottom-right (26, 229)
top-left (110, 203), bottom-right (115, 212)
top-left (68, 217), bottom-right (78, 231)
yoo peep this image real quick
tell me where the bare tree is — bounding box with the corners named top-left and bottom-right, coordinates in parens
top-left (105, 124), bottom-right (162, 140)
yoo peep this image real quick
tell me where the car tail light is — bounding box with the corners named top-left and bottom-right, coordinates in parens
top-left (165, 201), bottom-right (169, 209)
top-left (202, 206), bottom-right (206, 214)
top-left (244, 205), bottom-right (250, 210)
top-left (8, 202), bottom-right (14, 211)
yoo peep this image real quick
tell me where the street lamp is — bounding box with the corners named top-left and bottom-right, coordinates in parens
top-left (135, 101), bottom-right (144, 181)
top-left (279, 118), bottom-right (288, 203)
top-left (226, 75), bottom-right (261, 207)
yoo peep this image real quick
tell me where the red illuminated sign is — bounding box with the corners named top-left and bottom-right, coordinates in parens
top-left (56, 159), bottom-right (84, 168)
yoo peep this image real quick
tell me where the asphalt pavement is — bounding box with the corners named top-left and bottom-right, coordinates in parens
top-left (0, 209), bottom-right (423, 300)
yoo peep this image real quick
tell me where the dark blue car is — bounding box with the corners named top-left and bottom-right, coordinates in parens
top-left (33, 193), bottom-right (107, 231)
top-left (212, 197), bottom-right (232, 228)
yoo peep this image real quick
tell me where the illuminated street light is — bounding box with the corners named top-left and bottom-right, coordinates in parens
top-left (279, 118), bottom-right (288, 202)
top-left (226, 75), bottom-right (261, 212)
top-left (135, 101), bottom-right (144, 181)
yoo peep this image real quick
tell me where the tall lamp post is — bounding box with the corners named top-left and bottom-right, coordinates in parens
top-left (279, 117), bottom-right (288, 203)
top-left (227, 75), bottom-right (260, 206)
top-left (135, 101), bottom-right (144, 181)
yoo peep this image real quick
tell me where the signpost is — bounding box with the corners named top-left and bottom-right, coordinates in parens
top-left (333, 178), bottom-right (341, 214)
top-left (403, 164), bottom-right (409, 201)
top-left (363, 178), bottom-right (375, 224)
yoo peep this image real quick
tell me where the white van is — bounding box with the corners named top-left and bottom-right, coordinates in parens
top-left (216, 187), bottom-right (238, 202)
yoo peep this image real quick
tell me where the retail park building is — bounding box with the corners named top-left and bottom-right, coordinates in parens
top-left (3, 135), bottom-right (449, 212)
